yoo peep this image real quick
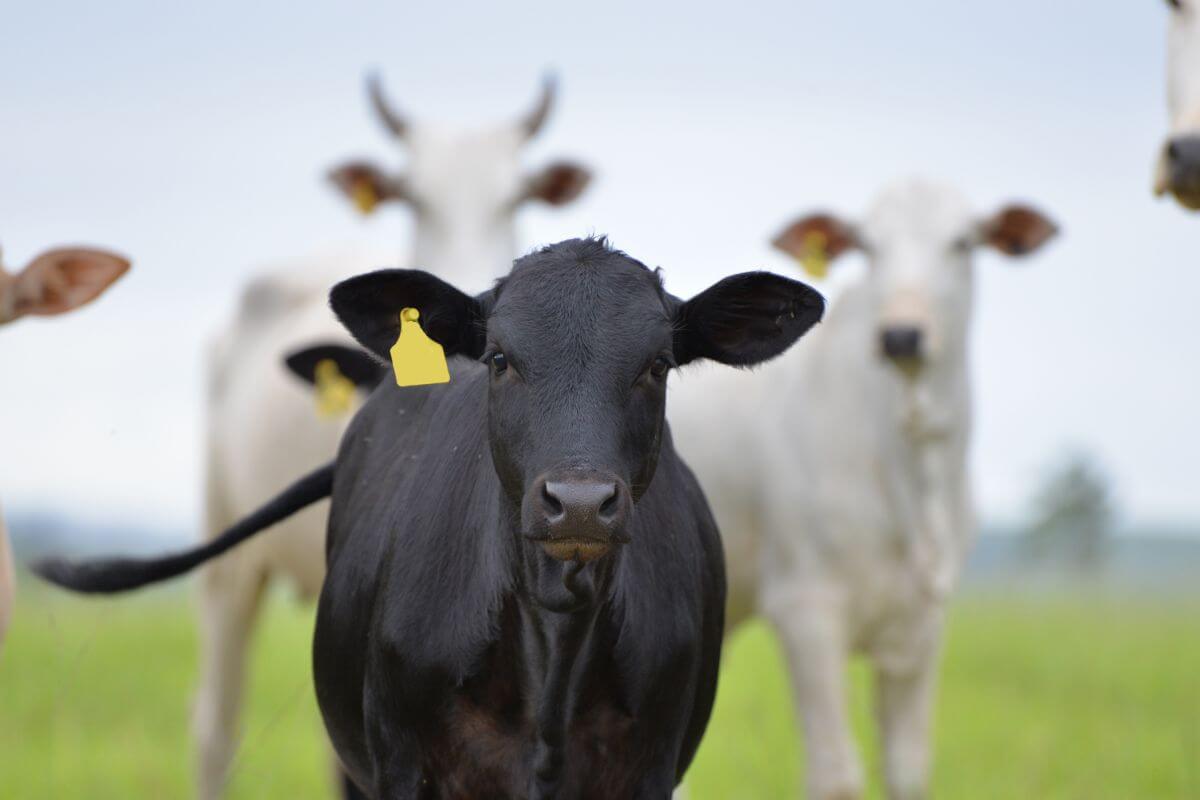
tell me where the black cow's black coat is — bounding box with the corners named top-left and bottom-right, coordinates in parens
top-left (315, 360), bottom-right (724, 798)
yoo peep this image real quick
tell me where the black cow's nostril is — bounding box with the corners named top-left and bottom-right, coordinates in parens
top-left (1169, 141), bottom-right (1182, 163)
top-left (598, 484), bottom-right (620, 522)
top-left (541, 483), bottom-right (565, 519)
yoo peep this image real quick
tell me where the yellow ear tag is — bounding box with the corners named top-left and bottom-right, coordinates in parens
top-left (800, 231), bottom-right (830, 280)
top-left (351, 179), bottom-right (378, 215)
top-left (390, 308), bottom-right (451, 387)
top-left (313, 358), bottom-right (356, 419)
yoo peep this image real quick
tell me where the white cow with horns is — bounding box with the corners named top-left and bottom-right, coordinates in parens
top-left (668, 179), bottom-right (1058, 800)
top-left (198, 75), bottom-right (592, 799)
top-left (1157, 0), bottom-right (1200, 209)
top-left (0, 245), bottom-right (129, 653)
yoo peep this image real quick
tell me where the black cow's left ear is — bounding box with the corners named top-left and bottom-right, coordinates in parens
top-left (673, 272), bottom-right (824, 367)
top-left (284, 343), bottom-right (386, 388)
top-left (330, 269), bottom-right (489, 361)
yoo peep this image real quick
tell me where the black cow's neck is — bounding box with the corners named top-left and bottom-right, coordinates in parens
top-left (520, 594), bottom-right (602, 800)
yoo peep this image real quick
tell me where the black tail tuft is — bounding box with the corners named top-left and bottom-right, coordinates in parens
top-left (33, 463), bottom-right (335, 595)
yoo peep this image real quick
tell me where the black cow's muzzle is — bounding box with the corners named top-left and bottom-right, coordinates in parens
top-left (523, 469), bottom-right (631, 563)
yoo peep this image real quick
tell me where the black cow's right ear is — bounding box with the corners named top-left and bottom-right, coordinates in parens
top-left (673, 272), bottom-right (824, 367)
top-left (285, 343), bottom-right (386, 388)
top-left (329, 269), bottom-right (488, 361)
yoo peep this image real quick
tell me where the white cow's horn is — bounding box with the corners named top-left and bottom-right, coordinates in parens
top-left (367, 72), bottom-right (408, 139)
top-left (521, 73), bottom-right (557, 140)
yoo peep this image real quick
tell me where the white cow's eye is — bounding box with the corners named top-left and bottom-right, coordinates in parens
top-left (491, 352), bottom-right (508, 374)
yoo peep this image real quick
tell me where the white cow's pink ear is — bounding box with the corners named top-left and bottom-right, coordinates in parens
top-left (771, 213), bottom-right (859, 265)
top-left (981, 205), bottom-right (1059, 258)
top-left (11, 248), bottom-right (130, 319)
top-left (525, 161), bottom-right (592, 206)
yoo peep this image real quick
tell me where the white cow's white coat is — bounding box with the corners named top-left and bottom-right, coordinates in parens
top-left (669, 179), bottom-right (1056, 800)
top-left (196, 82), bottom-right (590, 799)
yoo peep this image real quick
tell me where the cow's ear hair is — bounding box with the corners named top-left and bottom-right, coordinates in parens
top-left (330, 269), bottom-right (488, 361)
top-left (979, 204), bottom-right (1059, 257)
top-left (525, 161), bottom-right (592, 206)
top-left (672, 272), bottom-right (824, 367)
top-left (328, 160), bottom-right (409, 213)
top-left (771, 213), bottom-right (860, 266)
top-left (285, 343), bottom-right (387, 388)
top-left (9, 248), bottom-right (130, 320)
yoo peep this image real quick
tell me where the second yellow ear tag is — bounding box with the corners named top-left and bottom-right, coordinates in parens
top-left (390, 308), bottom-right (451, 387)
top-left (351, 179), bottom-right (378, 215)
top-left (314, 358), bottom-right (356, 419)
top-left (799, 230), bottom-right (830, 280)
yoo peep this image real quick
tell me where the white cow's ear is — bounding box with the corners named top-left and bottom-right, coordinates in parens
top-left (525, 161), bottom-right (592, 206)
top-left (771, 213), bottom-right (860, 269)
top-left (980, 204), bottom-right (1059, 258)
top-left (328, 160), bottom-right (410, 214)
top-left (8, 248), bottom-right (129, 321)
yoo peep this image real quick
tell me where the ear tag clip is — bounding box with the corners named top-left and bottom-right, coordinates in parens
top-left (390, 308), bottom-right (451, 387)
top-left (800, 231), bottom-right (830, 280)
top-left (351, 179), bottom-right (378, 215)
top-left (314, 358), bottom-right (356, 419)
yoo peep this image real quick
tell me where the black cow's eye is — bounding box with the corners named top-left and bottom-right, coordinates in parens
top-left (491, 352), bottom-right (508, 374)
top-left (650, 356), bottom-right (672, 379)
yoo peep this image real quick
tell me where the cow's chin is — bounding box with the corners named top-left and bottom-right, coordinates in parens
top-left (523, 539), bottom-right (621, 614)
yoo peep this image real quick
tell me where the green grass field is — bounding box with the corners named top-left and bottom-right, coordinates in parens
top-left (1, 582), bottom-right (1197, 799)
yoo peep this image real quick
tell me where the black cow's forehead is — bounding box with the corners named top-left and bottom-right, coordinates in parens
top-left (488, 238), bottom-right (674, 344)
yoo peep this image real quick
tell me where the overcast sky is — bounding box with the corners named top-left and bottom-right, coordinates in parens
top-left (1, 0), bottom-right (1196, 535)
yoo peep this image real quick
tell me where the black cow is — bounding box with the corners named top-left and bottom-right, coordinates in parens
top-left (37, 237), bottom-right (824, 799)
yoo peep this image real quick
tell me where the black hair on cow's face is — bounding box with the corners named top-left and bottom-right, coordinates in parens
top-left (331, 237), bottom-right (822, 609)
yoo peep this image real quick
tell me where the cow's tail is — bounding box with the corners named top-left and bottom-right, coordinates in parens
top-left (33, 463), bottom-right (335, 594)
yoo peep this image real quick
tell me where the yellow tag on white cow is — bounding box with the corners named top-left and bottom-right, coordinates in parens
top-left (351, 180), bottom-right (378, 215)
top-left (314, 358), bottom-right (356, 419)
top-left (390, 308), bottom-right (450, 387)
top-left (799, 231), bottom-right (829, 280)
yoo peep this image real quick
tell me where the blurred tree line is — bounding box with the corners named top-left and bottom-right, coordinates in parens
top-left (1022, 451), bottom-right (1116, 572)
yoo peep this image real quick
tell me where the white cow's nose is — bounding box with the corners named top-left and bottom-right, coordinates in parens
top-left (880, 325), bottom-right (924, 362)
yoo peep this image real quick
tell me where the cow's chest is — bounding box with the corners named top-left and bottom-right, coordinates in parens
top-left (416, 611), bottom-right (646, 799)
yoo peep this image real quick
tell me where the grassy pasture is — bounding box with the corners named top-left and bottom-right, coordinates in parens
top-left (1, 581), bottom-right (1197, 798)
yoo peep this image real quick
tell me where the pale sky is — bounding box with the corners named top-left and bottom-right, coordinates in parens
top-left (1, 0), bottom-right (1196, 534)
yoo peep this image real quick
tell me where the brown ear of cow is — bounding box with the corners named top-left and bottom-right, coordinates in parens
top-left (771, 213), bottom-right (859, 263)
top-left (328, 160), bottom-right (407, 213)
top-left (13, 248), bottom-right (130, 318)
top-left (526, 161), bottom-right (592, 206)
top-left (982, 205), bottom-right (1059, 257)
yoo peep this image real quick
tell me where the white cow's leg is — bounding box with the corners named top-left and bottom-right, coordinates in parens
top-left (193, 558), bottom-right (266, 800)
top-left (766, 595), bottom-right (863, 800)
top-left (874, 638), bottom-right (941, 800)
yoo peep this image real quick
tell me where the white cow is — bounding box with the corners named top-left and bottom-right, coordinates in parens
top-left (0, 245), bottom-right (129, 652)
top-left (668, 179), bottom-right (1057, 800)
top-left (1157, 0), bottom-right (1200, 208)
top-left (197, 75), bottom-right (591, 799)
